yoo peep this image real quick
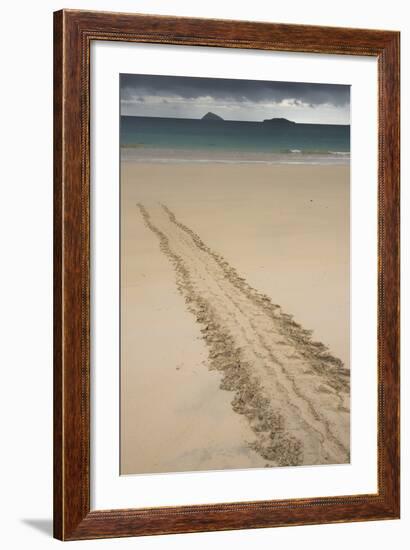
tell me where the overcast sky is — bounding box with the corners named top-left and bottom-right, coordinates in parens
top-left (120, 74), bottom-right (350, 125)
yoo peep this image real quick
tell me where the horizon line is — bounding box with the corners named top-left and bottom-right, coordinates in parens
top-left (120, 114), bottom-right (350, 126)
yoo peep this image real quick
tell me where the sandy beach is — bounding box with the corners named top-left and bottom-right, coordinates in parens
top-left (120, 163), bottom-right (350, 474)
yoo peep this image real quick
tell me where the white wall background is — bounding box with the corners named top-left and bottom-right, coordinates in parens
top-left (0, 1), bottom-right (406, 548)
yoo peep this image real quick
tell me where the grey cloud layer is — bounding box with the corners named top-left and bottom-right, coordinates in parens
top-left (120, 73), bottom-right (350, 108)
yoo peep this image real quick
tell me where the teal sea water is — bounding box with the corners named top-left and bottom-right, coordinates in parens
top-left (120, 116), bottom-right (350, 165)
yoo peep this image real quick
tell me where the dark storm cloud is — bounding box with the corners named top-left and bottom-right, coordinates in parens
top-left (120, 73), bottom-right (349, 107)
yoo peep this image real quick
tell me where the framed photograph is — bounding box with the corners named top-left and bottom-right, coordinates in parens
top-left (53, 9), bottom-right (400, 540)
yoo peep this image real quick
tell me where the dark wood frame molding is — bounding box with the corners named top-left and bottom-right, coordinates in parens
top-left (54, 9), bottom-right (400, 540)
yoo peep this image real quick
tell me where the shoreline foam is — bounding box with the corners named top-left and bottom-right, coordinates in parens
top-left (121, 146), bottom-right (350, 166)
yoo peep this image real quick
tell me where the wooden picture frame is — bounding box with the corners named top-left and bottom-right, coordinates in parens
top-left (54, 9), bottom-right (400, 540)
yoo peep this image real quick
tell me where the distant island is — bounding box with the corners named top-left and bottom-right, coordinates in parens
top-left (263, 117), bottom-right (296, 126)
top-left (200, 113), bottom-right (298, 125)
top-left (202, 112), bottom-right (224, 121)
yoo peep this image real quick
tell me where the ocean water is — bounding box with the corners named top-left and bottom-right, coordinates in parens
top-left (120, 116), bottom-right (350, 165)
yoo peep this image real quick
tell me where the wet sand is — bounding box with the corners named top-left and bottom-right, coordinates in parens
top-left (120, 163), bottom-right (350, 474)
